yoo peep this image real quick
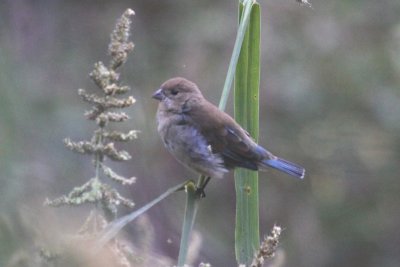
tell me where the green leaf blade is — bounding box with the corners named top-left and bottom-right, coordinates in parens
top-left (234, 2), bottom-right (261, 266)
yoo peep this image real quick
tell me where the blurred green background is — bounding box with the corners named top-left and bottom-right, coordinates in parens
top-left (1, 1), bottom-right (400, 266)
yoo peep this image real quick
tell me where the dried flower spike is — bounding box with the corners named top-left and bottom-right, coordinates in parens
top-left (109, 9), bottom-right (135, 69)
top-left (48, 9), bottom-right (136, 220)
top-left (251, 225), bottom-right (282, 267)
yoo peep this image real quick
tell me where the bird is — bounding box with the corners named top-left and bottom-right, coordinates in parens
top-left (152, 77), bottom-right (305, 184)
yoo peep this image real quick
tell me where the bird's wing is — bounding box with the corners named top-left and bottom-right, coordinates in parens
top-left (188, 100), bottom-right (270, 170)
top-left (217, 124), bottom-right (268, 170)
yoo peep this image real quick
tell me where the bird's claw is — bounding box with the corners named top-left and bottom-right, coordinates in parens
top-left (195, 187), bottom-right (207, 198)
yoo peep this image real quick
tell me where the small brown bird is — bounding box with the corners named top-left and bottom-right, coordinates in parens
top-left (152, 77), bottom-right (305, 182)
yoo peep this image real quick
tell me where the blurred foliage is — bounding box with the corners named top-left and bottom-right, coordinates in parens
top-left (1, 1), bottom-right (400, 266)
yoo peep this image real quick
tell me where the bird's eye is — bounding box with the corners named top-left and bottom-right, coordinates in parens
top-left (170, 89), bottom-right (179, 96)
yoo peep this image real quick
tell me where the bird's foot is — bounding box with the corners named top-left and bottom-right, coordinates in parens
top-left (195, 176), bottom-right (211, 198)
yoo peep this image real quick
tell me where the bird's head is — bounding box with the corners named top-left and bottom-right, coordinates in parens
top-left (152, 77), bottom-right (203, 112)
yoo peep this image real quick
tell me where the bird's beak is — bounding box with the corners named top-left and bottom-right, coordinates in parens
top-left (152, 88), bottom-right (164, 101)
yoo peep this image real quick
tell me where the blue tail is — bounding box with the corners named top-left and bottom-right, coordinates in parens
top-left (261, 157), bottom-right (305, 179)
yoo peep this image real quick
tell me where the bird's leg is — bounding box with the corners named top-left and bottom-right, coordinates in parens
top-left (195, 176), bottom-right (211, 198)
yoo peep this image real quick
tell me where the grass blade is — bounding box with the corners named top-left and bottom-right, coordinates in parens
top-left (234, 2), bottom-right (261, 265)
top-left (95, 181), bottom-right (188, 251)
top-left (219, 0), bottom-right (255, 111)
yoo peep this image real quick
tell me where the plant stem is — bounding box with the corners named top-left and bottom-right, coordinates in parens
top-left (177, 181), bottom-right (198, 266)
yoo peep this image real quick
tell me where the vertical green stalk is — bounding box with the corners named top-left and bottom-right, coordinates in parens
top-left (177, 181), bottom-right (198, 266)
top-left (234, 2), bottom-right (261, 266)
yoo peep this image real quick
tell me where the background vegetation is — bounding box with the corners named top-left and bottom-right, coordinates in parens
top-left (1, 1), bottom-right (399, 266)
